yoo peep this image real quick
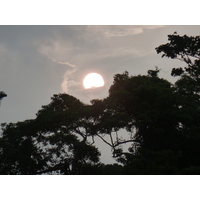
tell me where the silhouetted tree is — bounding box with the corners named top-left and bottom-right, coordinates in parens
top-left (0, 94), bottom-right (101, 174)
top-left (155, 32), bottom-right (200, 173)
top-left (156, 32), bottom-right (200, 78)
top-left (102, 71), bottom-right (180, 151)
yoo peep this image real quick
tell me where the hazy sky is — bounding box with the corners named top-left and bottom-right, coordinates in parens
top-left (1, 25), bottom-right (200, 163)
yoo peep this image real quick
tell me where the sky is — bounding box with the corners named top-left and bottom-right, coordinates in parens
top-left (1, 25), bottom-right (200, 163)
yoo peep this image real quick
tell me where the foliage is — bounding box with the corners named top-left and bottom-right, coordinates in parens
top-left (156, 32), bottom-right (200, 77)
top-left (0, 94), bottom-right (101, 175)
top-left (107, 71), bottom-right (180, 151)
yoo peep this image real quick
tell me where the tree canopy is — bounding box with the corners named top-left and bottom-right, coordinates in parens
top-left (1, 33), bottom-right (200, 174)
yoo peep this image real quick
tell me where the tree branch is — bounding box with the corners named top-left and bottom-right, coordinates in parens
top-left (75, 128), bottom-right (86, 141)
top-left (109, 133), bottom-right (114, 147)
top-left (114, 139), bottom-right (139, 148)
top-left (96, 134), bottom-right (113, 147)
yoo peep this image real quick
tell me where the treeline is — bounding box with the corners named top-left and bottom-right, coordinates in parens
top-left (1, 33), bottom-right (200, 174)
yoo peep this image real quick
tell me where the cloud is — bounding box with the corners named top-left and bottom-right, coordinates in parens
top-left (61, 68), bottom-right (78, 93)
top-left (39, 47), bottom-right (78, 93)
top-left (57, 61), bottom-right (78, 93)
top-left (34, 25), bottom-right (164, 95)
top-left (144, 25), bottom-right (166, 30)
top-left (96, 46), bottom-right (151, 59)
top-left (104, 26), bottom-right (143, 37)
top-left (87, 25), bottom-right (165, 38)
top-left (35, 38), bottom-right (81, 94)
top-left (58, 61), bottom-right (76, 68)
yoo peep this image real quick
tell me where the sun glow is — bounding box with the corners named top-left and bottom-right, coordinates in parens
top-left (83, 73), bottom-right (104, 89)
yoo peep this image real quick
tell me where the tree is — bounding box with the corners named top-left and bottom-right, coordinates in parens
top-left (155, 32), bottom-right (200, 78)
top-left (0, 94), bottom-right (101, 175)
top-left (90, 33), bottom-right (200, 174)
top-left (0, 120), bottom-right (46, 174)
top-left (156, 34), bottom-right (200, 127)
top-left (155, 33), bottom-right (200, 173)
top-left (103, 71), bottom-right (180, 151)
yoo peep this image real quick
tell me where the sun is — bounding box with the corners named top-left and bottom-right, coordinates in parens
top-left (83, 73), bottom-right (104, 89)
